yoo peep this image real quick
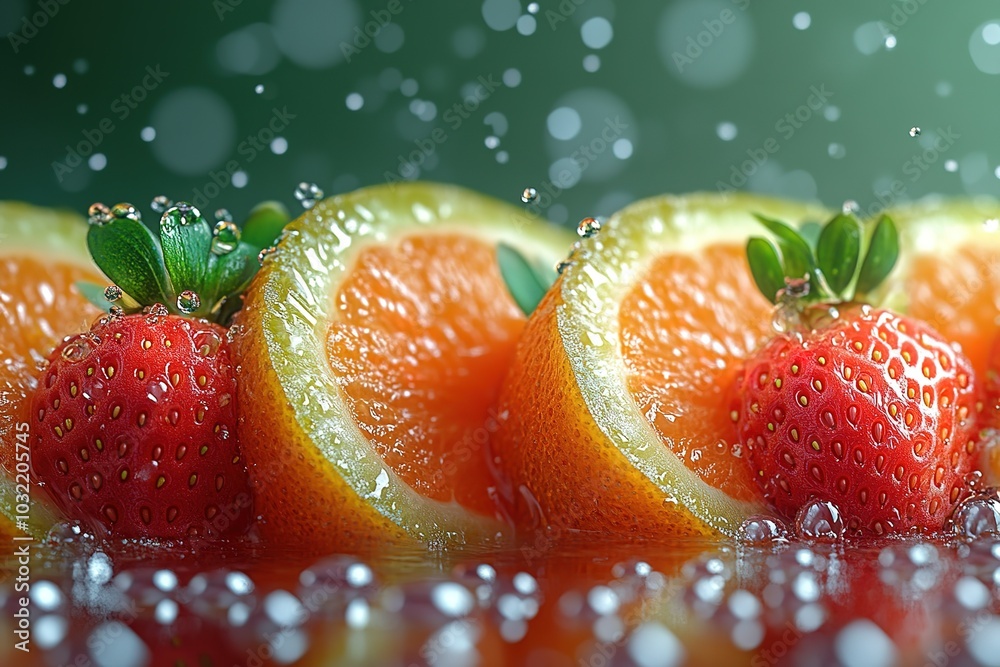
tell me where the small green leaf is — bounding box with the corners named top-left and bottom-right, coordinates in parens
top-left (242, 201), bottom-right (290, 249)
top-left (856, 215), bottom-right (900, 296)
top-left (746, 238), bottom-right (786, 304)
top-left (75, 281), bottom-right (111, 312)
top-left (497, 243), bottom-right (551, 316)
top-left (207, 242), bottom-right (257, 304)
top-left (753, 214), bottom-right (816, 280)
top-left (159, 204), bottom-right (212, 298)
top-left (817, 214), bottom-right (862, 297)
top-left (87, 218), bottom-right (171, 306)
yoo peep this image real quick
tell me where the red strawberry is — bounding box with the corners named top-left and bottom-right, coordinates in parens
top-left (31, 310), bottom-right (250, 538)
top-left (27, 199), bottom-right (289, 539)
top-left (737, 213), bottom-right (979, 536)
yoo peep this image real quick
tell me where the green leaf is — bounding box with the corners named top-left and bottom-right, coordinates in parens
top-left (497, 243), bottom-right (551, 316)
top-left (753, 214), bottom-right (816, 280)
top-left (746, 238), bottom-right (786, 304)
top-left (87, 218), bottom-right (171, 307)
top-left (207, 242), bottom-right (257, 303)
top-left (242, 201), bottom-right (290, 249)
top-left (75, 281), bottom-right (111, 312)
top-left (856, 215), bottom-right (900, 296)
top-left (159, 204), bottom-right (212, 298)
top-left (817, 214), bottom-right (862, 297)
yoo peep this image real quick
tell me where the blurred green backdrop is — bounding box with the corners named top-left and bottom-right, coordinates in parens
top-left (3, 0), bottom-right (1000, 226)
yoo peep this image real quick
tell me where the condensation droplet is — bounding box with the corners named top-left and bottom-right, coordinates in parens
top-left (908, 126), bottom-right (922, 138)
top-left (176, 291), bottom-right (201, 314)
top-left (739, 516), bottom-right (789, 545)
top-left (212, 221), bottom-right (241, 255)
top-left (577, 217), bottom-right (601, 238)
top-left (104, 286), bottom-right (123, 302)
top-left (795, 500), bottom-right (845, 541)
top-left (151, 196), bottom-right (173, 214)
top-left (294, 182), bottom-right (324, 209)
top-left (521, 187), bottom-right (538, 203)
top-left (87, 203), bottom-right (112, 226)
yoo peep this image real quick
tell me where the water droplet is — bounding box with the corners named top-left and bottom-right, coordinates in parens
top-left (908, 126), bottom-right (921, 138)
top-left (172, 202), bottom-right (201, 225)
top-left (950, 491), bottom-right (1000, 539)
top-left (795, 500), bottom-right (845, 541)
top-left (842, 200), bottom-right (860, 215)
top-left (258, 247), bottom-right (277, 266)
top-left (150, 196), bottom-right (173, 214)
top-left (87, 203), bottom-right (112, 226)
top-left (176, 291), bottom-right (201, 314)
top-left (521, 187), bottom-right (538, 204)
top-left (739, 516), bottom-right (789, 544)
top-left (577, 217), bottom-right (601, 238)
top-left (212, 221), bottom-right (241, 255)
top-left (254, 84), bottom-right (265, 94)
top-left (555, 259), bottom-right (572, 274)
top-left (111, 202), bottom-right (141, 222)
top-left (214, 208), bottom-right (233, 223)
top-left (104, 286), bottom-right (123, 302)
top-left (294, 182), bottom-right (324, 209)
top-left (61, 334), bottom-right (99, 363)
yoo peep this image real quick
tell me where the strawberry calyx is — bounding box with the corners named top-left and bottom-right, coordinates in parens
top-left (747, 212), bottom-right (900, 312)
top-left (77, 199), bottom-right (290, 325)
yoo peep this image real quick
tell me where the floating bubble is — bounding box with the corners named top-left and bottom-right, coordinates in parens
top-left (212, 221), bottom-right (241, 255)
top-left (176, 291), bottom-right (201, 314)
top-left (294, 182), bottom-right (324, 209)
top-left (577, 217), bottom-right (601, 238)
top-left (521, 187), bottom-right (538, 203)
top-left (909, 126), bottom-right (922, 138)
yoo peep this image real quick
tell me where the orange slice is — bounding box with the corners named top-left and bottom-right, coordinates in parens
top-left (0, 203), bottom-right (103, 540)
top-left (492, 193), bottom-right (830, 538)
top-left (232, 182), bottom-right (573, 551)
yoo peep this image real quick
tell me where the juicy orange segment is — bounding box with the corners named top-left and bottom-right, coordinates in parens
top-left (233, 182), bottom-right (572, 552)
top-left (328, 234), bottom-right (526, 515)
top-left (621, 245), bottom-right (771, 501)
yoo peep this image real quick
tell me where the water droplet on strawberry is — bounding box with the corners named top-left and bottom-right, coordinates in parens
top-left (60, 334), bottom-right (99, 363)
top-left (176, 291), bottom-right (201, 314)
top-left (193, 329), bottom-right (223, 358)
top-left (950, 491), bottom-right (1000, 539)
top-left (739, 515), bottom-right (789, 544)
top-left (794, 500), bottom-right (845, 542)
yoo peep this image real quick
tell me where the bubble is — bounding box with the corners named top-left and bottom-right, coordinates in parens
top-left (967, 617), bottom-right (1000, 667)
top-left (628, 622), bottom-right (685, 667)
top-left (613, 138), bottom-right (633, 159)
top-left (140, 126), bottom-right (156, 142)
top-left (496, 150), bottom-right (509, 164)
top-left (658, 0), bottom-right (755, 89)
top-left (485, 135), bottom-right (500, 150)
top-left (528, 2), bottom-right (538, 13)
top-left (583, 54), bottom-right (601, 72)
top-left (375, 23), bottom-right (405, 53)
top-left (232, 171), bottom-right (249, 188)
top-left (88, 154), bottom-right (107, 171)
top-left (834, 620), bottom-right (897, 667)
top-left (216, 23), bottom-right (281, 75)
top-left (521, 187), bottom-right (538, 203)
top-left (104, 285), bottom-right (123, 302)
top-left (76, 103), bottom-right (88, 115)
top-left (739, 516), bottom-right (788, 544)
top-left (936, 81), bottom-right (953, 97)
top-left (951, 492), bottom-right (1000, 539)
top-left (581, 17), bottom-right (614, 49)
top-left (824, 105), bottom-right (841, 121)
top-left (854, 22), bottom-right (889, 55)
top-left (0, 156), bottom-right (6, 170)
top-left (577, 217), bottom-right (601, 238)
top-left (502, 68), bottom-right (522, 87)
top-left (828, 143), bottom-right (847, 159)
top-left (53, 73), bottom-right (67, 89)
top-left (150, 88), bottom-right (236, 176)
top-left (270, 137), bottom-right (288, 154)
top-left (271, 0), bottom-right (361, 68)
top-left (792, 11), bottom-right (811, 30)
top-left (294, 182), bottom-right (324, 209)
top-left (255, 84), bottom-right (265, 94)
top-left (547, 107), bottom-right (583, 141)
top-left (795, 500), bottom-right (845, 541)
top-left (400, 78), bottom-right (419, 96)
top-left (23, 64), bottom-right (34, 76)
top-left (62, 337), bottom-right (98, 365)
top-left (909, 126), bottom-right (921, 138)
top-left (516, 14), bottom-right (537, 36)
top-left (481, 0), bottom-right (521, 31)
top-left (971, 21), bottom-right (1000, 74)
top-left (716, 122), bottom-right (738, 141)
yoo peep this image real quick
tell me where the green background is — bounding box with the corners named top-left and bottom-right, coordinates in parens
top-left (2, 0), bottom-right (1000, 227)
